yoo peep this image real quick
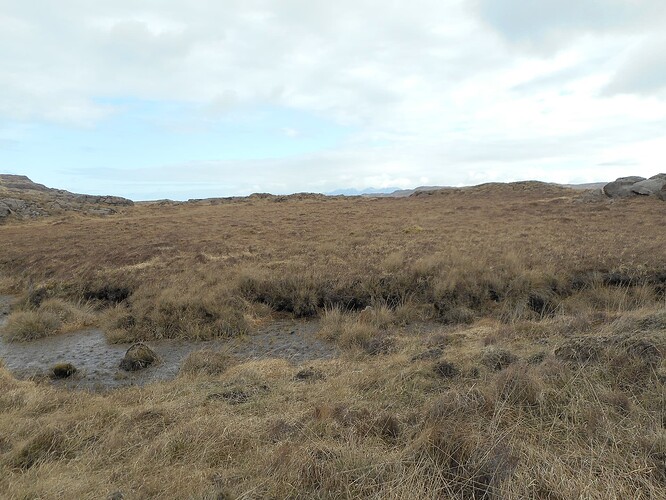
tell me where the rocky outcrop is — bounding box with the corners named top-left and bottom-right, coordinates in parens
top-left (603, 174), bottom-right (666, 200)
top-left (0, 174), bottom-right (134, 222)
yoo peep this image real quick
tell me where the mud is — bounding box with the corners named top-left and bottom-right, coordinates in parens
top-left (0, 297), bottom-right (338, 390)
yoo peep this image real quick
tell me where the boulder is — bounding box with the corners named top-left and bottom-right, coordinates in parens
top-left (119, 343), bottom-right (159, 371)
top-left (631, 177), bottom-right (666, 196)
top-left (603, 176), bottom-right (646, 198)
top-left (603, 174), bottom-right (666, 200)
top-left (0, 202), bottom-right (10, 218)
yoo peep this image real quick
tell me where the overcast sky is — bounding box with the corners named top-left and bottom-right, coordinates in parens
top-left (2, 0), bottom-right (666, 200)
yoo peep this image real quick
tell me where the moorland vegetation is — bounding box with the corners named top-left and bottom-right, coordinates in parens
top-left (0, 181), bottom-right (664, 498)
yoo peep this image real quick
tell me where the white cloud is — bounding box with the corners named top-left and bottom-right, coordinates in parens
top-left (604, 35), bottom-right (666, 95)
top-left (1, 0), bottom-right (666, 197)
top-left (473, 0), bottom-right (666, 53)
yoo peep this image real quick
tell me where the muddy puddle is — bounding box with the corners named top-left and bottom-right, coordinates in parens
top-left (0, 296), bottom-right (338, 391)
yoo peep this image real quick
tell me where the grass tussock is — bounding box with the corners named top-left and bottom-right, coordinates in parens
top-left (318, 306), bottom-right (397, 353)
top-left (1, 310), bottom-right (61, 341)
top-left (1, 299), bottom-right (95, 341)
top-left (102, 287), bottom-right (250, 343)
top-left (179, 349), bottom-right (231, 376)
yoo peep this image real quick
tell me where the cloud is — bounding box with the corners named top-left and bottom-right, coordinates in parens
top-left (473, 0), bottom-right (666, 53)
top-left (604, 36), bottom-right (666, 95)
top-left (1, 1), bottom-right (666, 198)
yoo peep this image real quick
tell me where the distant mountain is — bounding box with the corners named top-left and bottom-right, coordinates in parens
top-left (362, 186), bottom-right (451, 197)
top-left (359, 182), bottom-right (609, 198)
top-left (325, 187), bottom-right (402, 196)
top-left (563, 182), bottom-right (607, 190)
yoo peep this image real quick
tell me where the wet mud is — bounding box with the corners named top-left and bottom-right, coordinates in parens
top-left (0, 297), bottom-right (338, 390)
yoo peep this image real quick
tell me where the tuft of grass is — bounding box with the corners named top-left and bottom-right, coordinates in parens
top-left (179, 349), bottom-right (230, 376)
top-left (39, 298), bottom-right (96, 332)
top-left (8, 428), bottom-right (74, 470)
top-left (102, 289), bottom-right (250, 342)
top-left (481, 347), bottom-right (519, 371)
top-left (50, 363), bottom-right (77, 379)
top-left (1, 299), bottom-right (96, 341)
top-left (494, 364), bottom-right (542, 406)
top-left (1, 310), bottom-right (61, 341)
top-left (318, 307), bottom-right (383, 350)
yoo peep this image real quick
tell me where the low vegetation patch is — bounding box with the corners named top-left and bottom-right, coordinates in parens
top-left (179, 349), bottom-right (230, 376)
top-left (0, 299), bottom-right (95, 342)
top-left (1, 310), bottom-right (61, 341)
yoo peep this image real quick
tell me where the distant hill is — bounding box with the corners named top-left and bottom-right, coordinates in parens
top-left (0, 174), bottom-right (621, 222)
top-left (0, 174), bottom-right (133, 222)
top-left (564, 182), bottom-right (607, 190)
top-left (356, 181), bottom-right (608, 198)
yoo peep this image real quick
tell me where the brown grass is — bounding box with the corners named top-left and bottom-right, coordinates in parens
top-left (0, 183), bottom-right (664, 335)
top-left (1, 299), bottom-right (95, 341)
top-left (0, 183), bottom-right (665, 497)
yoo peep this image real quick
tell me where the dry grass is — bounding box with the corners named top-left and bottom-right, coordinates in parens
top-left (1, 310), bottom-right (62, 341)
top-left (0, 183), bottom-right (665, 497)
top-left (0, 183), bottom-right (665, 338)
top-left (1, 299), bottom-right (95, 341)
top-left (0, 306), bottom-right (664, 498)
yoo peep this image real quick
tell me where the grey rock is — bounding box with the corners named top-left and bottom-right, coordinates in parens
top-left (0, 203), bottom-right (10, 218)
top-left (603, 175), bottom-right (666, 200)
top-left (603, 177), bottom-right (645, 198)
top-left (631, 178), bottom-right (666, 196)
top-left (1, 198), bottom-right (27, 210)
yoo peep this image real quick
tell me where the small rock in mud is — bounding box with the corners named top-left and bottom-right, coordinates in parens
top-left (119, 343), bottom-right (159, 371)
top-left (294, 366), bottom-right (325, 382)
top-left (50, 363), bottom-right (77, 379)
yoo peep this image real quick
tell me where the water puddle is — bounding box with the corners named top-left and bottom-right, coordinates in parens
top-left (0, 297), bottom-right (338, 390)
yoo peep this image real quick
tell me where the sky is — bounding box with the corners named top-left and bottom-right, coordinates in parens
top-left (1, 0), bottom-right (666, 200)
